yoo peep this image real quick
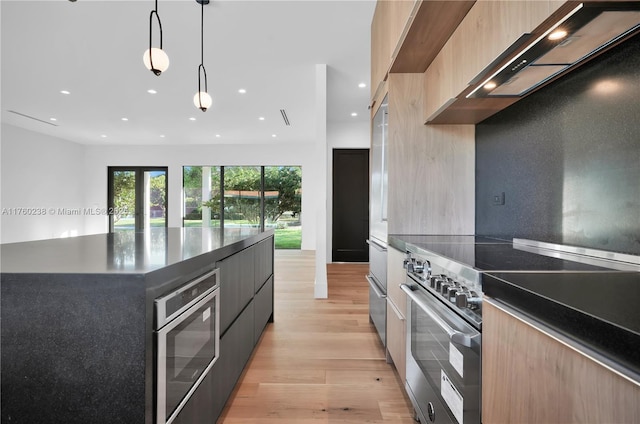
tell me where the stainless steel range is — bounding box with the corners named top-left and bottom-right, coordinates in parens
top-left (397, 235), bottom-right (638, 424)
top-left (401, 246), bottom-right (486, 424)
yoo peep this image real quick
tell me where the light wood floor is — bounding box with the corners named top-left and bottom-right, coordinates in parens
top-left (217, 250), bottom-right (415, 424)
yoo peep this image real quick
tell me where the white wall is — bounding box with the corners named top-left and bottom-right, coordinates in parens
top-left (1, 124), bottom-right (86, 243)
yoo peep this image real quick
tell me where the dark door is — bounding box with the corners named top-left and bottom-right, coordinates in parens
top-left (332, 149), bottom-right (369, 262)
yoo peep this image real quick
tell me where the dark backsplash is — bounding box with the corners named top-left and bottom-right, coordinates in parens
top-left (476, 33), bottom-right (640, 255)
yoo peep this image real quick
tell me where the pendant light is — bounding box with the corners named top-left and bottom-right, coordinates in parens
top-left (194, 0), bottom-right (212, 111)
top-left (143, 0), bottom-right (169, 76)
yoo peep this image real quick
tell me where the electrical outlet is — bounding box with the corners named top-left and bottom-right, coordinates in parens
top-left (492, 192), bottom-right (505, 206)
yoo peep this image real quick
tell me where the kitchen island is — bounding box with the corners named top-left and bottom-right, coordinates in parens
top-left (1, 227), bottom-right (274, 424)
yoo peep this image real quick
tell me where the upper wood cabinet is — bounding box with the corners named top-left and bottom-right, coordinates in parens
top-left (371, 0), bottom-right (475, 102)
top-left (423, 0), bottom-right (571, 124)
top-left (387, 73), bottom-right (475, 235)
top-left (371, 0), bottom-right (417, 100)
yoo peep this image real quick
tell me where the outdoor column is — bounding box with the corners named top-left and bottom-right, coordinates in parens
top-left (202, 166), bottom-right (212, 227)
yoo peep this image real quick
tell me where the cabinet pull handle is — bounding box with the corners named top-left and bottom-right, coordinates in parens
top-left (365, 275), bottom-right (387, 299)
top-left (388, 298), bottom-right (405, 321)
top-left (366, 238), bottom-right (388, 252)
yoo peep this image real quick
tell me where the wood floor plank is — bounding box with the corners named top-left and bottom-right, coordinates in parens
top-left (217, 251), bottom-right (414, 423)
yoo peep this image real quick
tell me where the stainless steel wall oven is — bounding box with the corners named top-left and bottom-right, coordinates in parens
top-left (155, 267), bottom-right (221, 424)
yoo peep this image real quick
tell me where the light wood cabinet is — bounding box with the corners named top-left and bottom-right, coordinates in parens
top-left (370, 0), bottom-right (417, 100)
top-left (387, 73), bottom-right (475, 235)
top-left (424, 0), bottom-right (566, 123)
top-left (386, 246), bottom-right (407, 382)
top-left (387, 246), bottom-right (407, 314)
top-left (483, 299), bottom-right (640, 424)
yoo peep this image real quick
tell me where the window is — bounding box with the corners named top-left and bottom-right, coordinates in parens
top-left (183, 166), bottom-right (221, 228)
top-left (182, 166), bottom-right (301, 249)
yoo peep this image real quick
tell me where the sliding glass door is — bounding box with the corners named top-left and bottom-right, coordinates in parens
top-left (108, 167), bottom-right (168, 232)
top-left (182, 165), bottom-right (302, 249)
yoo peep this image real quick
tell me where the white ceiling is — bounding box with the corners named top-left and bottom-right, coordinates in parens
top-left (1, 0), bottom-right (375, 145)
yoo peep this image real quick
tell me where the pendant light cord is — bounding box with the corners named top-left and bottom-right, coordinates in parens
top-left (201, 0), bottom-right (207, 93)
top-left (200, 0), bottom-right (204, 66)
top-left (198, 0), bottom-right (208, 102)
top-left (149, 0), bottom-right (163, 72)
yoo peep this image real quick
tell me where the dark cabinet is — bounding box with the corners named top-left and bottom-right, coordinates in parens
top-left (184, 235), bottom-right (274, 424)
top-left (254, 237), bottom-right (274, 292)
top-left (254, 276), bottom-right (274, 344)
top-left (213, 300), bottom-right (256, 417)
top-left (217, 246), bottom-right (255, 334)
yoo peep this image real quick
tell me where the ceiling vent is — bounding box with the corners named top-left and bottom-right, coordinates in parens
top-left (467, 2), bottom-right (640, 98)
top-left (280, 109), bottom-right (290, 126)
top-left (8, 110), bottom-right (58, 126)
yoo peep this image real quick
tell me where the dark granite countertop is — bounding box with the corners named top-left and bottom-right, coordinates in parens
top-left (483, 272), bottom-right (640, 380)
top-left (389, 234), bottom-right (640, 381)
top-left (1, 227), bottom-right (269, 274)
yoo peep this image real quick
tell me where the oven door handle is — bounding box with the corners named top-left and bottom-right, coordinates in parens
top-left (366, 274), bottom-right (387, 299)
top-left (401, 284), bottom-right (476, 348)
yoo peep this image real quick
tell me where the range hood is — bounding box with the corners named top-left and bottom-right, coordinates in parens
top-left (467, 2), bottom-right (640, 98)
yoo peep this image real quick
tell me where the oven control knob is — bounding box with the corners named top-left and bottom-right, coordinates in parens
top-left (455, 292), bottom-right (469, 308)
top-left (441, 284), bottom-right (455, 296)
top-left (448, 288), bottom-right (459, 302)
top-left (414, 260), bottom-right (425, 273)
top-left (406, 258), bottom-right (415, 273)
top-left (436, 278), bottom-right (446, 291)
top-left (429, 276), bottom-right (439, 288)
top-left (442, 284), bottom-right (454, 297)
top-left (456, 291), bottom-right (482, 309)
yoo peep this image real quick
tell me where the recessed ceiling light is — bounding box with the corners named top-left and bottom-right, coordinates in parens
top-left (189, 117), bottom-right (196, 121)
top-left (548, 29), bottom-right (568, 41)
top-left (121, 117), bottom-right (129, 121)
top-left (160, 134), bottom-right (165, 138)
top-left (100, 134), bottom-right (107, 138)
top-left (258, 117), bottom-right (265, 121)
top-left (358, 82), bottom-right (366, 88)
top-left (147, 89), bottom-right (157, 94)
top-left (271, 134), bottom-right (277, 138)
top-left (60, 90), bottom-right (70, 95)
top-left (351, 112), bottom-right (358, 117)
top-left (215, 134), bottom-right (221, 138)
top-left (238, 89), bottom-right (247, 94)
top-left (50, 118), bottom-right (57, 122)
